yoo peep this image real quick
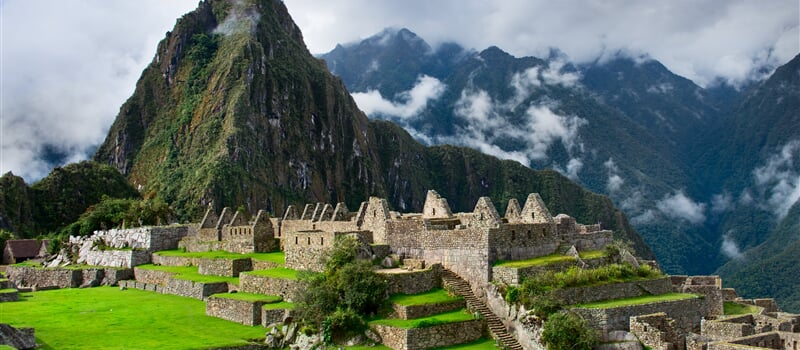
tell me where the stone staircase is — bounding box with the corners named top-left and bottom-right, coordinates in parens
top-left (441, 270), bottom-right (524, 350)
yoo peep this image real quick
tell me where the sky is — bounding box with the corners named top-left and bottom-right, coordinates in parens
top-left (1, 0), bottom-right (798, 182)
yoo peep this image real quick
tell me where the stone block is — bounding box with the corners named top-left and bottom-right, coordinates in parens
top-left (206, 297), bottom-right (265, 326)
top-left (198, 258), bottom-right (252, 277)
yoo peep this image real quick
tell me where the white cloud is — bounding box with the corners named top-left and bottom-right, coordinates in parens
top-left (711, 192), bottom-right (735, 213)
top-left (632, 209), bottom-right (656, 225)
top-left (285, 0), bottom-right (799, 87)
top-left (656, 190), bottom-right (707, 225)
top-left (565, 158), bottom-right (583, 181)
top-left (1, 0), bottom-right (197, 181)
top-left (604, 158), bottom-right (625, 193)
top-left (721, 232), bottom-right (744, 260)
top-left (351, 75), bottom-right (446, 119)
top-left (752, 140), bottom-right (800, 219)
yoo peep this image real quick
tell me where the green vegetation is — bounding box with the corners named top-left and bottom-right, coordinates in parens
top-left (494, 250), bottom-right (606, 268)
top-left (723, 302), bottom-right (761, 315)
top-left (388, 288), bottom-right (462, 306)
top-left (370, 309), bottom-right (473, 329)
top-left (576, 293), bottom-right (699, 309)
top-left (541, 312), bottom-right (598, 350)
top-left (263, 301), bottom-right (295, 310)
top-left (136, 264), bottom-right (238, 284)
top-left (0, 287), bottom-right (265, 349)
top-left (210, 292), bottom-right (282, 303)
top-left (0, 289), bottom-right (17, 294)
top-left (244, 267), bottom-right (299, 280)
top-left (369, 309), bottom-right (474, 329)
top-left (295, 236), bottom-right (388, 343)
top-left (155, 250), bottom-right (285, 265)
top-left (429, 338), bottom-right (501, 350)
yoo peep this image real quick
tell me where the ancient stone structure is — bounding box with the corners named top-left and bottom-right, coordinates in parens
top-left (183, 207), bottom-right (278, 254)
top-left (373, 319), bottom-right (485, 350)
top-left (70, 226), bottom-right (190, 268)
top-left (0, 323), bottom-right (35, 350)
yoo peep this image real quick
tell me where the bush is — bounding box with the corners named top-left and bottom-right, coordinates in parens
top-left (321, 308), bottom-right (366, 343)
top-left (541, 312), bottom-right (598, 350)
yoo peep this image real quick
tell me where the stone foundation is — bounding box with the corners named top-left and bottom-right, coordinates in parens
top-left (553, 278), bottom-right (673, 305)
top-left (239, 274), bottom-right (299, 301)
top-left (133, 267), bottom-right (176, 285)
top-left (0, 290), bottom-right (19, 302)
top-left (573, 296), bottom-right (709, 335)
top-left (392, 299), bottom-right (465, 320)
top-left (372, 319), bottom-right (484, 350)
top-left (0, 323), bottom-right (36, 350)
top-left (81, 249), bottom-right (151, 268)
top-left (198, 258), bottom-right (252, 277)
top-left (7, 266), bottom-right (132, 289)
top-left (262, 307), bottom-right (295, 327)
top-left (378, 265), bottom-right (441, 295)
top-left (151, 254), bottom-right (195, 267)
top-left (164, 278), bottom-right (229, 300)
top-left (206, 296), bottom-right (267, 326)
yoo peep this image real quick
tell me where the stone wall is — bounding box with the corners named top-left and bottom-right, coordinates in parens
top-left (379, 265), bottom-right (441, 295)
top-left (630, 313), bottom-right (684, 350)
top-left (489, 223), bottom-right (558, 262)
top-left (559, 231), bottom-right (613, 252)
top-left (392, 299), bottom-right (464, 320)
top-left (6, 266), bottom-right (132, 289)
top-left (483, 283), bottom-right (546, 350)
top-left (252, 260), bottom-right (282, 271)
top-left (262, 307), bottom-right (295, 327)
top-left (82, 249), bottom-right (151, 268)
top-left (572, 297), bottom-right (709, 335)
top-left (0, 290), bottom-right (19, 302)
top-left (206, 297), bottom-right (265, 326)
top-left (178, 237), bottom-right (226, 253)
top-left (708, 332), bottom-right (800, 350)
top-left (151, 254), bottom-right (195, 267)
top-left (553, 277), bottom-right (673, 306)
top-left (492, 260), bottom-right (577, 285)
top-left (701, 315), bottom-right (756, 341)
top-left (133, 267), bottom-right (175, 285)
top-left (372, 319), bottom-right (484, 350)
top-left (165, 278), bottom-right (228, 300)
top-left (239, 274), bottom-right (299, 301)
top-left (0, 323), bottom-right (36, 350)
top-left (284, 231), bottom-right (336, 272)
top-left (198, 258), bottom-right (252, 277)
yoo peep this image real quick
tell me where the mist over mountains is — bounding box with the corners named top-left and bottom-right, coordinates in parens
top-left (320, 28), bottom-right (800, 309)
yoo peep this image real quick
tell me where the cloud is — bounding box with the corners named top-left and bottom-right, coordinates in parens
top-left (656, 190), bottom-right (707, 225)
top-left (721, 232), bottom-right (744, 260)
top-left (711, 192), bottom-right (735, 213)
top-left (213, 0), bottom-right (260, 36)
top-left (752, 140), bottom-right (800, 219)
top-left (1, 0), bottom-right (198, 181)
top-left (351, 75), bottom-right (446, 119)
top-left (604, 158), bottom-right (624, 193)
top-left (284, 0), bottom-right (799, 87)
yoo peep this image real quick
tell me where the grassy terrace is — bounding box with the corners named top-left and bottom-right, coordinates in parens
top-left (154, 250), bottom-right (285, 265)
top-left (494, 250), bottom-right (605, 268)
top-left (210, 292), bottom-right (282, 303)
top-left (388, 288), bottom-right (463, 306)
top-left (575, 293), bottom-right (699, 309)
top-left (345, 339), bottom-right (500, 350)
top-left (263, 301), bottom-right (295, 310)
top-left (11, 262), bottom-right (129, 271)
top-left (724, 301), bottom-right (762, 315)
top-left (242, 267), bottom-right (299, 280)
top-left (370, 309), bottom-right (474, 328)
top-left (0, 287), bottom-right (265, 349)
top-left (136, 264), bottom-right (239, 284)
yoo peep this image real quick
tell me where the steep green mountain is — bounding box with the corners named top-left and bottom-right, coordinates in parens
top-left (0, 161), bottom-right (139, 237)
top-left (92, 0), bottom-right (651, 258)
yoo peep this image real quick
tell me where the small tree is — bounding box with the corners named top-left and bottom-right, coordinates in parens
top-left (541, 311), bottom-right (598, 350)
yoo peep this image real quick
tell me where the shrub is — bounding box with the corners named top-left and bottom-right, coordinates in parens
top-left (541, 312), bottom-right (598, 350)
top-left (322, 308), bottom-right (365, 343)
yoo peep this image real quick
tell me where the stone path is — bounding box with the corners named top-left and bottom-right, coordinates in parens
top-left (441, 270), bottom-right (524, 350)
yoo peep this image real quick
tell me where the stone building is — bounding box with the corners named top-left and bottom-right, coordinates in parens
top-left (2, 239), bottom-right (49, 265)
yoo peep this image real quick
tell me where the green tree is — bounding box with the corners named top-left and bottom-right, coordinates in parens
top-left (541, 312), bottom-right (599, 350)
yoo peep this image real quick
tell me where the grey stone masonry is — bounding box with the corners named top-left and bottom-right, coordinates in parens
top-left (552, 277), bottom-right (673, 306)
top-left (238, 273), bottom-right (299, 301)
top-left (206, 296), bottom-right (269, 326)
top-left (373, 319), bottom-right (484, 350)
top-left (391, 299), bottom-right (465, 320)
top-left (0, 290), bottom-right (19, 302)
top-left (198, 258), bottom-right (252, 277)
top-left (6, 265), bottom-right (132, 289)
top-left (0, 323), bottom-right (36, 350)
top-left (572, 296), bottom-right (710, 335)
top-left (378, 265), bottom-right (441, 295)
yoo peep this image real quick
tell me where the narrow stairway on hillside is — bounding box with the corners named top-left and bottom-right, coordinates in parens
top-left (441, 269), bottom-right (524, 350)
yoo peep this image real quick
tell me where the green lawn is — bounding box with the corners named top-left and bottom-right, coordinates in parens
top-left (135, 264), bottom-right (239, 284)
top-left (388, 288), bottom-right (463, 306)
top-left (0, 287), bottom-right (265, 349)
top-left (494, 251), bottom-right (605, 268)
top-left (576, 293), bottom-right (699, 309)
top-left (370, 309), bottom-right (474, 328)
top-left (430, 338), bottom-right (501, 350)
top-left (210, 292), bottom-right (282, 303)
top-left (243, 267), bottom-right (299, 280)
top-left (724, 301), bottom-right (761, 315)
top-left (0, 288), bottom-right (17, 294)
top-left (154, 250), bottom-right (285, 265)
top-left (263, 301), bottom-right (295, 310)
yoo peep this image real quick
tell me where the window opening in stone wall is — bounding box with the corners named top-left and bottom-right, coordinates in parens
top-left (542, 228), bottom-right (546, 236)
top-left (531, 212), bottom-right (535, 219)
top-left (373, 209), bottom-right (377, 217)
top-left (511, 230), bottom-right (515, 241)
top-left (432, 208), bottom-right (436, 216)
top-left (320, 237), bottom-right (324, 245)
top-left (527, 230), bottom-right (531, 239)
top-left (295, 237), bottom-right (298, 244)
top-left (479, 213), bottom-right (484, 220)
top-left (307, 237), bottom-right (311, 245)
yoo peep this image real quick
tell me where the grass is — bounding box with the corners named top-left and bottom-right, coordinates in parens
top-left (243, 267), bottom-right (299, 280)
top-left (0, 289), bottom-right (17, 294)
top-left (576, 293), bottom-right (699, 309)
top-left (263, 301), bottom-right (295, 310)
top-left (724, 301), bottom-right (761, 315)
top-left (154, 250), bottom-right (285, 265)
top-left (430, 338), bottom-right (501, 350)
top-left (210, 292), bottom-right (282, 303)
top-left (388, 288), bottom-right (463, 306)
top-left (370, 309), bottom-right (474, 329)
top-left (0, 287), bottom-right (266, 349)
top-left (494, 251), bottom-right (606, 268)
top-left (136, 264), bottom-right (239, 284)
